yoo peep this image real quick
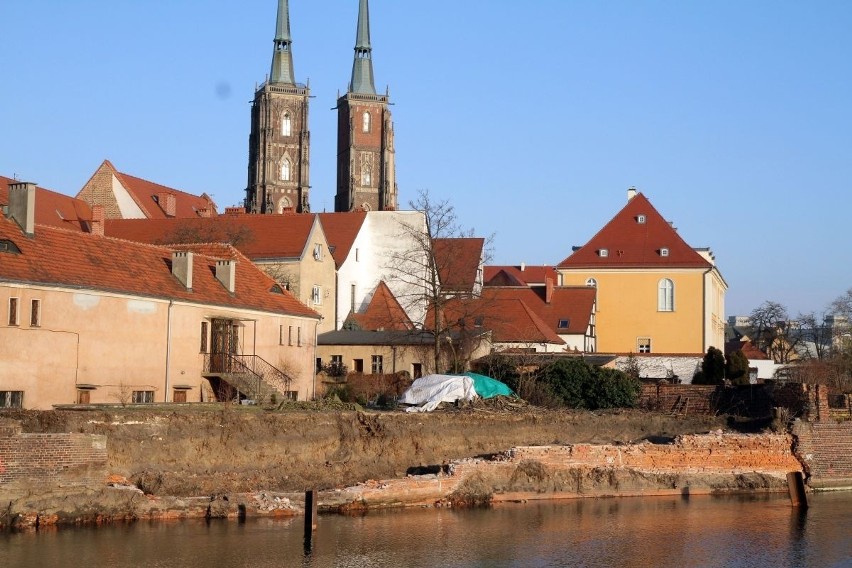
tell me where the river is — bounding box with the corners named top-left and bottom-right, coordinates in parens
top-left (2, 493), bottom-right (851, 567)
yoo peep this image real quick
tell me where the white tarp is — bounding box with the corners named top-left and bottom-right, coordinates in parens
top-left (399, 374), bottom-right (478, 412)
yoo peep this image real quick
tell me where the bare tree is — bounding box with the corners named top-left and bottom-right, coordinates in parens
top-left (831, 288), bottom-right (852, 320)
top-left (749, 301), bottom-right (800, 363)
top-left (384, 189), bottom-right (494, 374)
top-left (797, 311), bottom-right (835, 360)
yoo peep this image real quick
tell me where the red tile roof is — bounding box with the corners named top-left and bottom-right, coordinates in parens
top-left (103, 214), bottom-right (317, 260)
top-left (557, 193), bottom-right (711, 269)
top-left (317, 212), bottom-right (367, 268)
top-left (481, 286), bottom-right (596, 335)
top-left (428, 296), bottom-right (565, 345)
top-left (433, 238), bottom-right (484, 294)
top-left (0, 176), bottom-right (92, 232)
top-left (347, 281), bottom-right (413, 331)
top-left (78, 160), bottom-right (217, 219)
top-left (484, 265), bottom-right (557, 287)
top-left (0, 216), bottom-right (319, 319)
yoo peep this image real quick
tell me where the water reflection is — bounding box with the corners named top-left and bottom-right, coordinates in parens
top-left (2, 493), bottom-right (851, 568)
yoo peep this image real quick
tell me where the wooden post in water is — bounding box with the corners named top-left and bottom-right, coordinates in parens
top-left (786, 472), bottom-right (808, 508)
top-left (305, 489), bottom-right (318, 532)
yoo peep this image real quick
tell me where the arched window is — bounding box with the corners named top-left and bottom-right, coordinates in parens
top-left (585, 278), bottom-right (597, 287)
top-left (658, 278), bottom-right (674, 312)
top-left (362, 111), bottom-right (371, 133)
top-left (281, 113), bottom-right (292, 137)
top-left (280, 158), bottom-right (291, 182)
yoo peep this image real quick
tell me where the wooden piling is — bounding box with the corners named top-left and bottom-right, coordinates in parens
top-left (786, 472), bottom-right (808, 508)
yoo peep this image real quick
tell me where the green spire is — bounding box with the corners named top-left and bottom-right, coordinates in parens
top-left (270, 0), bottom-right (296, 84)
top-left (349, 0), bottom-right (376, 94)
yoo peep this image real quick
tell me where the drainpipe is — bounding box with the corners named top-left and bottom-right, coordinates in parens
top-left (702, 267), bottom-right (712, 352)
top-left (312, 320), bottom-right (319, 400)
top-left (164, 300), bottom-right (174, 402)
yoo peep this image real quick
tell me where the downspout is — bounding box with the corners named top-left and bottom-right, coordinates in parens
top-left (702, 267), bottom-right (713, 352)
top-left (312, 320), bottom-right (319, 400)
top-left (164, 300), bottom-right (174, 402)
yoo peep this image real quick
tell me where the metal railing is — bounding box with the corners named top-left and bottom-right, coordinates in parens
top-left (203, 353), bottom-right (293, 402)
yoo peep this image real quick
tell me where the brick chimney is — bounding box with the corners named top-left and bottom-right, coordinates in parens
top-left (158, 192), bottom-right (177, 217)
top-left (224, 206), bottom-right (245, 216)
top-left (215, 259), bottom-right (236, 293)
top-left (7, 182), bottom-right (36, 236)
top-left (197, 207), bottom-right (212, 218)
top-left (90, 205), bottom-right (105, 236)
top-left (172, 251), bottom-right (194, 290)
top-left (545, 277), bottom-right (554, 304)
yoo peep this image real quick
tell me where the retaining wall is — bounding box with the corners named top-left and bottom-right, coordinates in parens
top-left (792, 421), bottom-right (852, 490)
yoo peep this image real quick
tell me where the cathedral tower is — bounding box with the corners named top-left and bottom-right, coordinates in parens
top-left (246, 0), bottom-right (311, 214)
top-left (335, 0), bottom-right (397, 212)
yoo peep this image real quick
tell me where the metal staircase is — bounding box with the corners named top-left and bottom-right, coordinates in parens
top-left (203, 353), bottom-right (294, 404)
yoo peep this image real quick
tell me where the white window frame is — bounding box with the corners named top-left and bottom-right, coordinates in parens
top-left (658, 278), bottom-right (675, 312)
top-left (599, 249), bottom-right (609, 258)
top-left (313, 244), bottom-right (323, 261)
top-left (371, 354), bottom-right (383, 374)
top-left (585, 278), bottom-right (597, 287)
top-left (660, 247), bottom-right (670, 257)
top-left (311, 285), bottom-right (322, 306)
top-left (362, 111), bottom-right (371, 133)
top-left (637, 214), bottom-right (647, 224)
top-left (637, 337), bottom-right (652, 354)
top-left (132, 390), bottom-right (154, 404)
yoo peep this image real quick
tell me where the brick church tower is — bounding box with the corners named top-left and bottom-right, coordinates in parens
top-left (335, 0), bottom-right (397, 212)
top-left (246, 0), bottom-right (311, 214)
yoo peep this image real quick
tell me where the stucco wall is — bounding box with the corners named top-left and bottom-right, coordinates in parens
top-left (0, 283), bottom-right (317, 408)
top-left (559, 268), bottom-right (707, 354)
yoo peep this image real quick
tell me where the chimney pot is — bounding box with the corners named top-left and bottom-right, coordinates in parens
top-left (172, 251), bottom-right (194, 290)
top-left (8, 182), bottom-right (36, 236)
top-left (215, 259), bottom-right (236, 293)
top-left (90, 205), bottom-right (105, 236)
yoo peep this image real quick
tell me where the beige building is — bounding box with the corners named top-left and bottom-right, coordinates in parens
top-left (0, 183), bottom-right (320, 409)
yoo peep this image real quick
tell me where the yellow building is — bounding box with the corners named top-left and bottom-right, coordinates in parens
top-left (556, 190), bottom-right (726, 355)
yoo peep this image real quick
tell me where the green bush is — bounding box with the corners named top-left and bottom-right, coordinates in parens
top-left (694, 347), bottom-right (725, 385)
top-left (536, 358), bottom-right (640, 410)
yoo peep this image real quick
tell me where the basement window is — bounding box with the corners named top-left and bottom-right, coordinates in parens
top-left (0, 391), bottom-right (24, 408)
top-left (132, 390), bottom-right (154, 404)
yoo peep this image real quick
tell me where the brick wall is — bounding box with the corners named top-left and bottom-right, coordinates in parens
top-left (639, 382), bottom-right (819, 419)
top-left (639, 383), bottom-right (717, 414)
top-left (792, 421), bottom-right (852, 489)
top-left (0, 423), bottom-right (107, 490)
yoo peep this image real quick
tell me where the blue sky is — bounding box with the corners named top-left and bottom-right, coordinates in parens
top-left (2, 0), bottom-right (851, 317)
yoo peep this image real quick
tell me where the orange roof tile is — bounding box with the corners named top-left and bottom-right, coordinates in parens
top-left (557, 193), bottom-right (712, 269)
top-left (103, 214), bottom-right (317, 260)
top-left (0, 176), bottom-right (92, 232)
top-left (433, 238), bottom-right (484, 294)
top-left (428, 296), bottom-right (565, 345)
top-left (484, 265), bottom-right (557, 287)
top-left (0, 216), bottom-right (318, 319)
top-left (317, 212), bottom-right (367, 268)
top-left (480, 286), bottom-right (596, 336)
top-left (347, 281), bottom-right (413, 331)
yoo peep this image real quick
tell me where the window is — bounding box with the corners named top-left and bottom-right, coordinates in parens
top-left (311, 285), bottom-right (322, 305)
top-left (297, 327), bottom-right (302, 347)
top-left (599, 249), bottom-right (609, 258)
top-left (200, 322), bottom-right (209, 353)
top-left (637, 214), bottom-right (647, 224)
top-left (558, 319), bottom-right (570, 329)
top-left (362, 166), bottom-right (372, 186)
top-left (76, 390), bottom-right (91, 405)
top-left (585, 278), bottom-right (597, 287)
top-left (279, 325), bottom-right (284, 345)
top-left (132, 390), bottom-right (154, 404)
top-left (660, 247), bottom-right (670, 257)
top-left (371, 355), bottom-right (383, 374)
top-left (412, 363), bottom-right (423, 379)
top-left (351, 284), bottom-right (357, 312)
top-left (288, 325), bottom-right (293, 346)
top-left (313, 244), bottom-right (323, 261)
top-left (355, 248), bottom-right (360, 262)
top-left (362, 111), bottom-right (371, 133)
top-left (658, 278), bottom-right (675, 312)
top-left (30, 299), bottom-right (40, 327)
top-left (316, 358), bottom-right (323, 373)
top-left (353, 358), bottom-right (364, 373)
top-left (280, 159), bottom-right (291, 182)
top-left (281, 113), bottom-right (292, 136)
top-left (0, 391), bottom-right (24, 408)
top-left (638, 338), bottom-right (652, 354)
top-left (8, 297), bottom-right (19, 326)
top-left (331, 355), bottom-right (343, 365)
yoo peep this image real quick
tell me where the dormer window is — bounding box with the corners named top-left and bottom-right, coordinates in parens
top-left (599, 249), bottom-right (609, 258)
top-left (0, 239), bottom-right (21, 254)
top-left (660, 248), bottom-right (670, 257)
top-left (558, 319), bottom-right (570, 329)
top-left (637, 214), bottom-right (646, 224)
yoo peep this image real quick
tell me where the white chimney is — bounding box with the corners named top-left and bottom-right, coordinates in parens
top-left (172, 251), bottom-right (193, 290)
top-left (8, 182), bottom-right (36, 236)
top-left (520, 262), bottom-right (526, 272)
top-left (215, 259), bottom-right (236, 293)
top-left (627, 187), bottom-right (637, 202)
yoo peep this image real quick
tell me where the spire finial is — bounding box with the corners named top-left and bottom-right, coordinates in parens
top-left (270, 0), bottom-right (296, 85)
top-left (349, 0), bottom-right (376, 95)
